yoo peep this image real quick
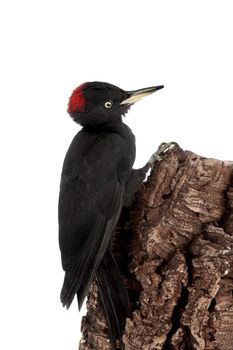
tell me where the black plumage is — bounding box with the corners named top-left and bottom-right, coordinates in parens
top-left (59, 81), bottom-right (164, 349)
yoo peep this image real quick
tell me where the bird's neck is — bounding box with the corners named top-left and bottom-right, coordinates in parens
top-left (83, 117), bottom-right (123, 134)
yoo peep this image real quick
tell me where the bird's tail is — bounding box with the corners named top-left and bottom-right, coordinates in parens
top-left (96, 250), bottom-right (131, 350)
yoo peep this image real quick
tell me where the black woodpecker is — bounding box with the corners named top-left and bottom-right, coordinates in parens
top-left (59, 81), bottom-right (164, 349)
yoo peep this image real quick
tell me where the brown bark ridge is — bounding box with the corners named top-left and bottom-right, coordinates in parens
top-left (79, 145), bottom-right (233, 350)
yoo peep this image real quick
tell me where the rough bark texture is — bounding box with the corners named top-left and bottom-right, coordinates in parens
top-left (79, 145), bottom-right (233, 350)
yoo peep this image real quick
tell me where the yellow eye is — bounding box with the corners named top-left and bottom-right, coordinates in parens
top-left (104, 101), bottom-right (113, 109)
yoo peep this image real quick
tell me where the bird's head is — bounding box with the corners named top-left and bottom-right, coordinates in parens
top-left (67, 81), bottom-right (164, 126)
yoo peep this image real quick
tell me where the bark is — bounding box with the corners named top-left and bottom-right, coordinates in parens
top-left (79, 145), bottom-right (233, 350)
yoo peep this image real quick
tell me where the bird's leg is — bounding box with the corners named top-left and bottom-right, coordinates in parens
top-left (123, 142), bottom-right (179, 206)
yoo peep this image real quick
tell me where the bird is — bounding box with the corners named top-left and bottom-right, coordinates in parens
top-left (58, 81), bottom-right (164, 349)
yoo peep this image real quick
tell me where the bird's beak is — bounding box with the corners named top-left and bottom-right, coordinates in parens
top-left (120, 85), bottom-right (164, 105)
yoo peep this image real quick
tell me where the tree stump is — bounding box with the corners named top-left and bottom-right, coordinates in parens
top-left (79, 145), bottom-right (233, 350)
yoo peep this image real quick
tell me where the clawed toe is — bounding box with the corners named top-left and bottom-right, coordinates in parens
top-left (149, 142), bottom-right (180, 166)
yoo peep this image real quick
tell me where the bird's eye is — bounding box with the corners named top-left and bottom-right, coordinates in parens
top-left (104, 101), bottom-right (113, 109)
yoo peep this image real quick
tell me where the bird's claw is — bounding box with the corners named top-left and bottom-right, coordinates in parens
top-left (149, 142), bottom-right (179, 165)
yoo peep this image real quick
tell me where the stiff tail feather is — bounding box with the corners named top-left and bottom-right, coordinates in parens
top-left (96, 250), bottom-right (131, 350)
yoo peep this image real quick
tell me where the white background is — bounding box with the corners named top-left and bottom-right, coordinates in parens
top-left (0, 1), bottom-right (232, 349)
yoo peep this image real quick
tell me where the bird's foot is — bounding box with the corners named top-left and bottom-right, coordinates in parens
top-left (148, 142), bottom-right (180, 165)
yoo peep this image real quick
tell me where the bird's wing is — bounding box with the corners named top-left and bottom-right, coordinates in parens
top-left (58, 131), bottom-right (130, 309)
